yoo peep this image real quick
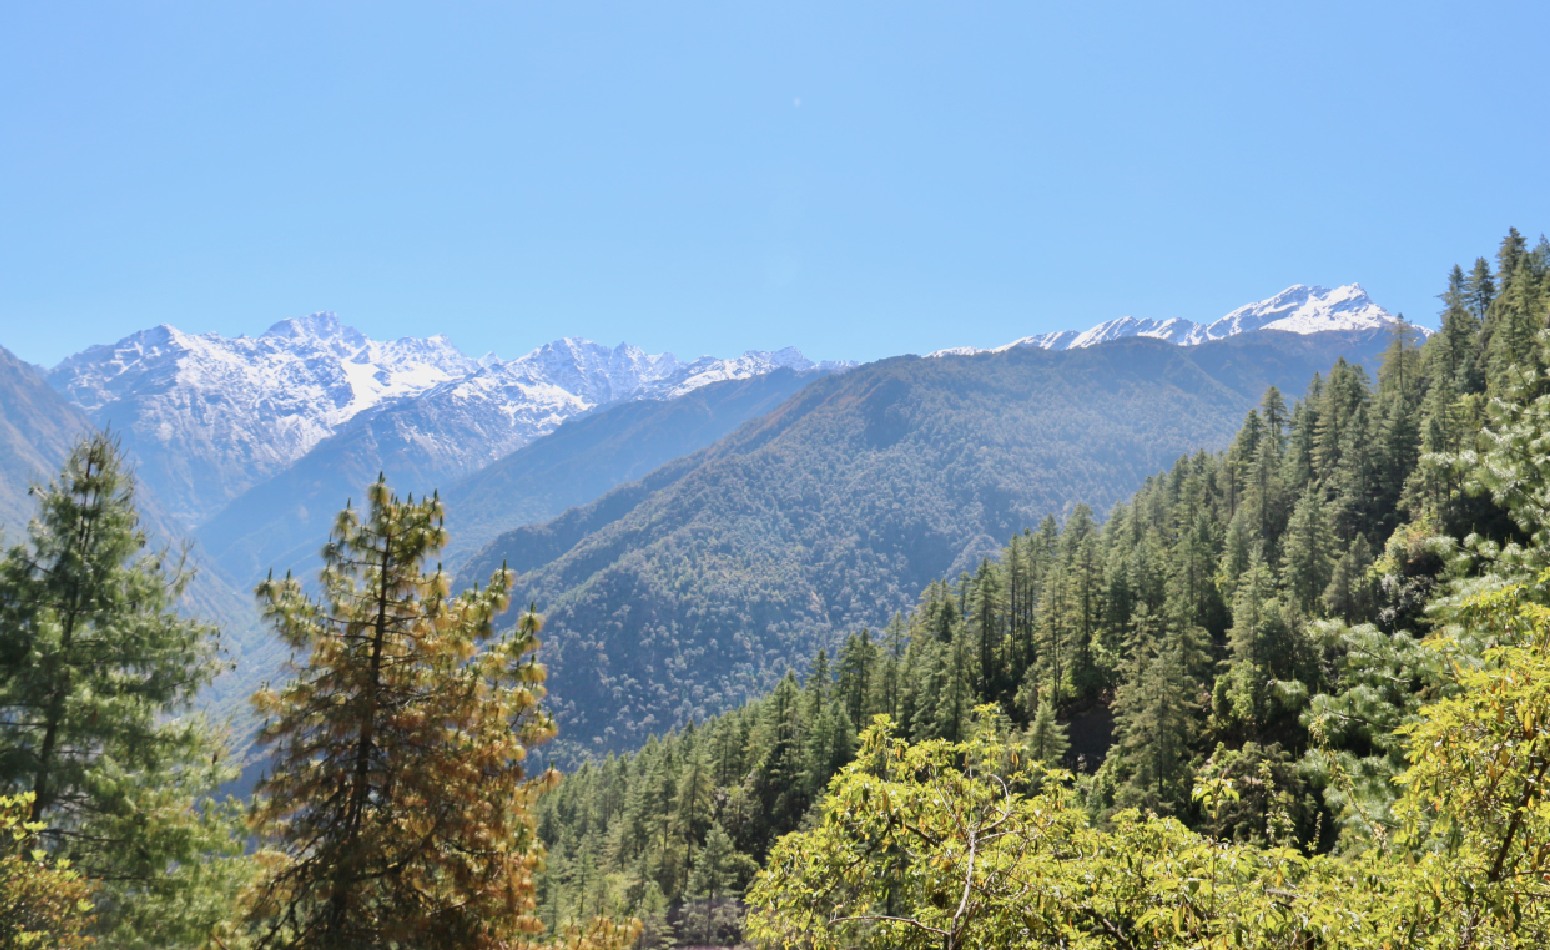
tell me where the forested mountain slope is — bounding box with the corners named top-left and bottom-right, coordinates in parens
top-left (194, 349), bottom-right (834, 591)
top-left (533, 228), bottom-right (1550, 948)
top-left (437, 368), bottom-right (832, 575)
top-left (469, 328), bottom-right (1396, 755)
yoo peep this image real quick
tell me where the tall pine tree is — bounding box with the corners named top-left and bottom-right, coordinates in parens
top-left (0, 434), bottom-right (238, 947)
top-left (245, 478), bottom-right (632, 949)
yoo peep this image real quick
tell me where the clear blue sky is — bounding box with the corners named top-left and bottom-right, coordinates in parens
top-left (3, 2), bottom-right (1547, 367)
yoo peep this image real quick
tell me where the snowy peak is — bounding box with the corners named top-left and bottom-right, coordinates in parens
top-left (648, 346), bottom-right (847, 399)
top-left (1059, 316), bottom-right (1207, 349)
top-left (47, 316), bottom-right (483, 526)
top-left (46, 313), bottom-right (843, 529)
top-left (1203, 284), bottom-right (1394, 338)
top-left (935, 284), bottom-right (1412, 358)
top-left (262, 311), bottom-right (363, 347)
top-left (506, 337), bottom-right (686, 405)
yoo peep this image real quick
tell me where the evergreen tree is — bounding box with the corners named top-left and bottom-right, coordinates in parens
top-left (1321, 535), bottom-right (1377, 624)
top-left (683, 823), bottom-right (756, 947)
top-left (745, 674), bottom-right (809, 854)
top-left (0, 434), bottom-right (238, 947)
top-left (835, 629), bottom-right (877, 728)
top-left (245, 479), bottom-right (623, 949)
top-left (1105, 610), bottom-right (1199, 815)
top-left (1280, 493), bottom-right (1334, 615)
top-left (1465, 255), bottom-right (1496, 321)
top-left (1024, 698), bottom-right (1069, 767)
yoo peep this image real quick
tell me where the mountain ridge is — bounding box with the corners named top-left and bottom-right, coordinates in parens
top-left (932, 283), bottom-right (1419, 357)
top-left (48, 315), bottom-right (847, 530)
top-left (461, 328), bottom-right (1399, 756)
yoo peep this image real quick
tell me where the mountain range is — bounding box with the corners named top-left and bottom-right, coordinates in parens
top-left (2, 282), bottom-right (1415, 756)
top-left (50, 316), bottom-right (847, 533)
top-left (930, 284), bottom-right (1408, 356)
top-left (459, 328), bottom-right (1400, 756)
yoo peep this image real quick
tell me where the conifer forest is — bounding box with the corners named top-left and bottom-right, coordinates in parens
top-left (4, 228), bottom-right (1550, 948)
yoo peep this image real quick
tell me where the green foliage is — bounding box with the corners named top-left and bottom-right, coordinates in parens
top-left (750, 592), bottom-right (1550, 948)
top-left (1393, 577), bottom-right (1550, 944)
top-left (0, 434), bottom-right (241, 946)
top-left (464, 332), bottom-right (1394, 758)
top-left (536, 228), bottom-right (1550, 942)
top-left (747, 711), bottom-right (1381, 949)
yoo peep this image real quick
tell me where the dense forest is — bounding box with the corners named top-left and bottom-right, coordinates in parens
top-left (533, 229), bottom-right (1550, 946)
top-left (465, 329), bottom-right (1392, 759)
top-left (0, 229), bottom-right (1548, 947)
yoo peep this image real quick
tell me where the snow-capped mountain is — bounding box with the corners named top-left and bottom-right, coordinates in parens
top-left (933, 284), bottom-right (1416, 357)
top-left (1199, 283), bottom-right (1399, 338)
top-left (48, 314), bottom-right (841, 530)
top-left (329, 339), bottom-right (833, 481)
top-left (49, 315), bottom-right (481, 527)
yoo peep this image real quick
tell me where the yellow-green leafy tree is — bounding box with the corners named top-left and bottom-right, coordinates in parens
top-left (0, 792), bottom-right (94, 948)
top-left (1390, 578), bottom-right (1550, 947)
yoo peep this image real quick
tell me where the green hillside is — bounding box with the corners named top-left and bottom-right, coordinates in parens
top-left (468, 330), bottom-right (1394, 756)
top-left (439, 368), bottom-right (830, 575)
top-left (531, 229), bottom-right (1550, 948)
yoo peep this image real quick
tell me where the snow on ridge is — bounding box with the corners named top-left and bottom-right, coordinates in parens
top-left (932, 284), bottom-right (1419, 359)
top-left (1206, 283), bottom-right (1397, 337)
top-left (47, 310), bottom-right (845, 528)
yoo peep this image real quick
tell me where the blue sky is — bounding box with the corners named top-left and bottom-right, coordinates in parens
top-left (3, 2), bottom-right (1547, 367)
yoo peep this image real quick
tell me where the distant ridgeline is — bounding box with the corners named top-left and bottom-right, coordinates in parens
top-left (533, 230), bottom-right (1550, 946)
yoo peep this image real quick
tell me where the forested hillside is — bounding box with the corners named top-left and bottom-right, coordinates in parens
top-left (533, 229), bottom-right (1550, 946)
top-left (468, 330), bottom-right (1395, 756)
top-left (5, 230), bottom-right (1549, 948)
top-left (438, 368), bottom-right (832, 577)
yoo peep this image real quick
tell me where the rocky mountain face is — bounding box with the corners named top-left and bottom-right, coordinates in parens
top-left (48, 315), bottom-right (480, 527)
top-left (933, 284), bottom-right (1413, 355)
top-left (0, 345), bottom-right (93, 537)
top-left (48, 316), bottom-right (842, 532)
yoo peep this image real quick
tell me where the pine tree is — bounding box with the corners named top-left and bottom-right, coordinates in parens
top-left (835, 629), bottom-right (877, 728)
top-left (245, 478), bottom-right (605, 949)
top-left (746, 674), bottom-right (808, 854)
top-left (684, 823), bottom-right (756, 947)
top-left (1105, 609), bottom-right (1200, 815)
top-left (0, 434), bottom-right (238, 946)
top-left (1280, 493), bottom-right (1334, 615)
top-left (969, 559), bottom-right (1005, 698)
top-left (1024, 698), bottom-right (1069, 767)
top-left (1465, 256), bottom-right (1496, 321)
